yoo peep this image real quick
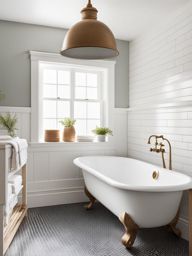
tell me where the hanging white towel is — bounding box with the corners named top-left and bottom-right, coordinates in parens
top-left (0, 137), bottom-right (28, 170)
top-left (14, 137), bottom-right (28, 167)
top-left (0, 139), bottom-right (20, 170)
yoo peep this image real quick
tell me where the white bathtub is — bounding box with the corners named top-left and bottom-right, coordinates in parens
top-left (74, 156), bottom-right (192, 228)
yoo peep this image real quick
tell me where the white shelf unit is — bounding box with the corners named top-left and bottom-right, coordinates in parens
top-left (0, 144), bottom-right (27, 256)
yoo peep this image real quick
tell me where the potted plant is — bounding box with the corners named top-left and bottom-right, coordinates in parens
top-left (0, 113), bottom-right (17, 137)
top-left (60, 118), bottom-right (76, 142)
top-left (92, 126), bottom-right (113, 142)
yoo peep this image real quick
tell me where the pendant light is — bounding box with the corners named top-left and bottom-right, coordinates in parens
top-left (60, 0), bottom-right (119, 59)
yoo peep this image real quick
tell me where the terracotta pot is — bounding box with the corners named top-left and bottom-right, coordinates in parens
top-left (63, 126), bottom-right (76, 142)
top-left (45, 130), bottom-right (60, 142)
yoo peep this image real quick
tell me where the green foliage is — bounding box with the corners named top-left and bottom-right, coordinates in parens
top-left (0, 113), bottom-right (17, 137)
top-left (59, 118), bottom-right (76, 128)
top-left (92, 126), bottom-right (113, 136)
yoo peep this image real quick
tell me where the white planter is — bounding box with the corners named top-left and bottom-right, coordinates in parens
top-left (96, 135), bottom-right (106, 142)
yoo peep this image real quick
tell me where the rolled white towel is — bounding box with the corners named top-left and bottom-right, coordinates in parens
top-left (9, 195), bottom-right (18, 210)
top-left (7, 183), bottom-right (13, 197)
top-left (12, 184), bottom-right (23, 195)
top-left (4, 193), bottom-right (18, 216)
top-left (9, 174), bottom-right (22, 187)
top-left (4, 194), bottom-right (18, 225)
top-left (9, 174), bottom-right (23, 195)
top-left (4, 195), bottom-right (13, 223)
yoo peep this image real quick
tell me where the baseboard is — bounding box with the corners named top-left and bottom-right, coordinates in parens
top-left (178, 217), bottom-right (189, 241)
top-left (27, 187), bottom-right (87, 208)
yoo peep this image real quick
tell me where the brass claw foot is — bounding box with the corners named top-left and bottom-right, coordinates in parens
top-left (167, 210), bottom-right (181, 237)
top-left (119, 212), bottom-right (139, 248)
top-left (84, 186), bottom-right (96, 210)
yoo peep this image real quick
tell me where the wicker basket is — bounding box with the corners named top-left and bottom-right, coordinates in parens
top-left (44, 130), bottom-right (60, 142)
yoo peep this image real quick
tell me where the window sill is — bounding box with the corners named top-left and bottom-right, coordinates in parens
top-left (30, 141), bottom-right (109, 145)
top-left (29, 141), bottom-right (112, 150)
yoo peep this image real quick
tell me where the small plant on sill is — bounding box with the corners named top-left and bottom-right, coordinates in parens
top-left (0, 113), bottom-right (18, 137)
top-left (92, 126), bottom-right (113, 142)
top-left (60, 118), bottom-right (76, 128)
top-left (60, 118), bottom-right (76, 142)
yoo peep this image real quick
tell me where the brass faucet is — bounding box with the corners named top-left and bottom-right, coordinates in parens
top-left (147, 135), bottom-right (172, 170)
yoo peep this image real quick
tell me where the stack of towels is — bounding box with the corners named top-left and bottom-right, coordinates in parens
top-left (5, 174), bottom-right (23, 225)
top-left (0, 136), bottom-right (27, 225)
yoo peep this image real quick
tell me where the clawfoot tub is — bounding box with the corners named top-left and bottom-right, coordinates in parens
top-left (73, 156), bottom-right (192, 248)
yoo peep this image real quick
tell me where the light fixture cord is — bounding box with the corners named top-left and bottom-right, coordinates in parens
top-left (87, 0), bottom-right (92, 7)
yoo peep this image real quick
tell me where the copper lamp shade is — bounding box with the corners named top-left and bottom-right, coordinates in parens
top-left (61, 0), bottom-right (119, 59)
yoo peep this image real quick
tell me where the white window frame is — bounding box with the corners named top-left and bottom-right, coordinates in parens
top-left (30, 51), bottom-right (116, 143)
top-left (40, 63), bottom-right (103, 137)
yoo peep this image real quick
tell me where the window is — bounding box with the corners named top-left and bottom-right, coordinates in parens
top-left (40, 63), bottom-right (103, 137)
top-left (30, 51), bottom-right (115, 143)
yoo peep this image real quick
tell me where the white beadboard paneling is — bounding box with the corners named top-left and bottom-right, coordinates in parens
top-left (27, 146), bottom-right (117, 208)
top-left (27, 152), bottom-right (34, 182)
top-left (33, 152), bottom-right (50, 181)
top-left (49, 152), bottom-right (81, 180)
top-left (129, 3), bottom-right (192, 241)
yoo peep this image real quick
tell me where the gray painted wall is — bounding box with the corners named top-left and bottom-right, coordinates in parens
top-left (0, 21), bottom-right (129, 108)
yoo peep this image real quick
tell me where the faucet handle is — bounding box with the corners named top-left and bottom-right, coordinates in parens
top-left (159, 143), bottom-right (165, 153)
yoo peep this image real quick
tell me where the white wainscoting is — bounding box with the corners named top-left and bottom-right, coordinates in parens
top-left (0, 106), bottom-right (128, 208)
top-left (28, 144), bottom-right (116, 207)
top-left (128, 2), bottom-right (192, 240)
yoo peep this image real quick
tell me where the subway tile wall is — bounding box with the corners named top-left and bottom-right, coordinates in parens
top-left (128, 2), bottom-right (192, 238)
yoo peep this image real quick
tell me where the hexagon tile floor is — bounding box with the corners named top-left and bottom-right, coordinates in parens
top-left (6, 203), bottom-right (188, 256)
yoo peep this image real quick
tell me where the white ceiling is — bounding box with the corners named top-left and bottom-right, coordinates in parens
top-left (0, 0), bottom-right (190, 40)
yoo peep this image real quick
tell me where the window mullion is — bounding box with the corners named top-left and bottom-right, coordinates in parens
top-left (71, 69), bottom-right (75, 119)
top-left (56, 70), bottom-right (59, 128)
top-left (85, 73), bottom-right (88, 135)
top-left (98, 73), bottom-right (104, 126)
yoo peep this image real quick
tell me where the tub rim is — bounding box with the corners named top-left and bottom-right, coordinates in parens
top-left (73, 156), bottom-right (192, 192)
